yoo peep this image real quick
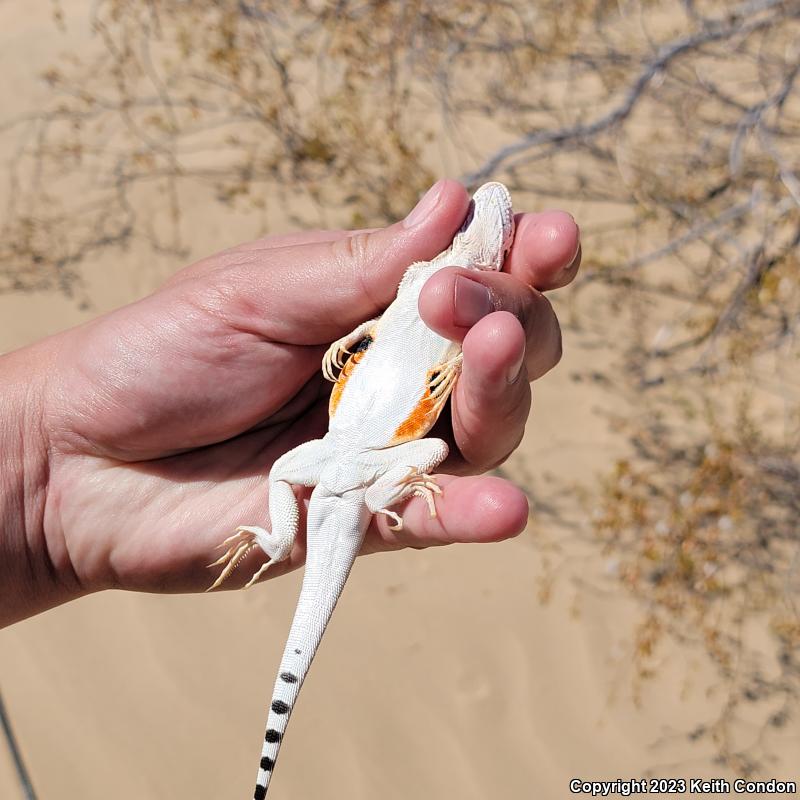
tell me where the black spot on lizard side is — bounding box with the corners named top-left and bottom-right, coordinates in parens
top-left (354, 334), bottom-right (373, 353)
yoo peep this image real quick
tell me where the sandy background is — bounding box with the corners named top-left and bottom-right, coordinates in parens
top-left (1, 3), bottom-right (798, 799)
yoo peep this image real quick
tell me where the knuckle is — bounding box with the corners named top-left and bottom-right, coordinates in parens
top-left (187, 269), bottom-right (263, 330)
top-left (524, 292), bottom-right (563, 373)
top-left (331, 231), bottom-right (384, 310)
top-left (332, 230), bottom-right (372, 270)
top-left (511, 285), bottom-right (539, 333)
top-left (484, 433), bottom-right (524, 472)
top-left (465, 391), bottom-right (530, 474)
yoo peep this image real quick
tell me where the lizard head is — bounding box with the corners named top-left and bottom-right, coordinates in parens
top-left (451, 181), bottom-right (515, 271)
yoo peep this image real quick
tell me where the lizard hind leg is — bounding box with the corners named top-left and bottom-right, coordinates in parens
top-left (206, 519), bottom-right (293, 592)
top-left (364, 438), bottom-right (449, 532)
top-left (207, 438), bottom-right (328, 591)
top-left (206, 480), bottom-right (299, 592)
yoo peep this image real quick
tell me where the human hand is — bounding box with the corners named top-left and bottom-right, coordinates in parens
top-left (1, 179), bottom-right (580, 622)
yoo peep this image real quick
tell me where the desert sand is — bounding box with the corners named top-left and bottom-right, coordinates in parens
top-left (1, 3), bottom-right (797, 799)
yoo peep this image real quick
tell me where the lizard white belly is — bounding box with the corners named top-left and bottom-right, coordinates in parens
top-left (328, 295), bottom-right (457, 448)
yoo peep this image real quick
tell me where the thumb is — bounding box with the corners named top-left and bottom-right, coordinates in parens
top-left (319, 179), bottom-right (471, 321)
top-left (208, 179), bottom-right (471, 343)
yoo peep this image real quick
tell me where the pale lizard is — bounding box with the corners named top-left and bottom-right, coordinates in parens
top-left (209, 181), bottom-right (515, 799)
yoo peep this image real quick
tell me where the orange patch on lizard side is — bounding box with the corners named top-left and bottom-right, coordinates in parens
top-left (390, 389), bottom-right (439, 445)
top-left (328, 348), bottom-right (367, 417)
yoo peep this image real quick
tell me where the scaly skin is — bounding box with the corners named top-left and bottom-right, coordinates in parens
top-left (210, 182), bottom-right (515, 799)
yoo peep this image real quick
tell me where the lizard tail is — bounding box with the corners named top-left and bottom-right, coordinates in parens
top-left (252, 488), bottom-right (369, 799)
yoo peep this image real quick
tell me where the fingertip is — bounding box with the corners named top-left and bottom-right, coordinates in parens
top-left (492, 481), bottom-right (530, 541)
top-left (456, 476), bottom-right (530, 543)
top-left (403, 179), bottom-right (470, 229)
top-left (507, 210), bottom-right (581, 290)
top-left (462, 310), bottom-right (526, 390)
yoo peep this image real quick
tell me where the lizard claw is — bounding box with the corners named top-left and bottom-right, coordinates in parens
top-left (322, 340), bottom-right (353, 382)
top-left (399, 470), bottom-right (442, 518)
top-left (208, 525), bottom-right (294, 591)
top-left (334, 348), bottom-right (351, 369)
top-left (379, 509), bottom-right (404, 531)
top-left (244, 559), bottom-right (273, 589)
top-left (206, 527), bottom-right (262, 591)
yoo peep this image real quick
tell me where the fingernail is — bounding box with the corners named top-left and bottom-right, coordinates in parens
top-left (568, 240), bottom-right (581, 268)
top-left (404, 181), bottom-right (443, 228)
top-left (506, 350), bottom-right (525, 384)
top-left (555, 242), bottom-right (581, 286)
top-left (454, 276), bottom-right (493, 327)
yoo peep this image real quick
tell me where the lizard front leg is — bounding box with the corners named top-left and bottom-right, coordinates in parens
top-left (428, 351), bottom-right (463, 418)
top-left (364, 438), bottom-right (449, 531)
top-left (208, 439), bottom-right (327, 590)
top-left (321, 317), bottom-right (380, 382)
